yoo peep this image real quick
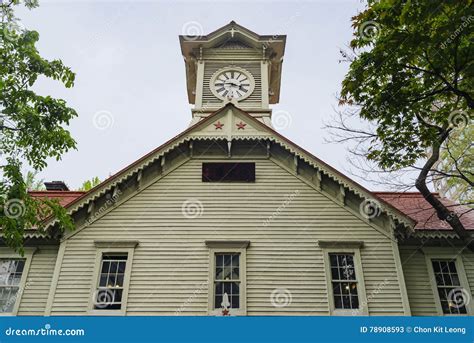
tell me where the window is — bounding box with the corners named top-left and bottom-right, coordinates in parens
top-left (329, 254), bottom-right (359, 310)
top-left (94, 254), bottom-right (127, 310)
top-left (0, 259), bottom-right (25, 313)
top-left (214, 253), bottom-right (240, 309)
top-left (423, 248), bottom-right (473, 316)
top-left (90, 240), bottom-right (137, 314)
top-left (202, 163), bottom-right (255, 182)
top-left (432, 259), bottom-right (467, 314)
top-left (206, 241), bottom-right (249, 315)
top-left (320, 242), bottom-right (367, 315)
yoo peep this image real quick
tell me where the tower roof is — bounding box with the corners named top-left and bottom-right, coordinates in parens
top-left (179, 21), bottom-right (286, 104)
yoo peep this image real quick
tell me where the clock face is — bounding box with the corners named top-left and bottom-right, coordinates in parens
top-left (211, 68), bottom-right (254, 101)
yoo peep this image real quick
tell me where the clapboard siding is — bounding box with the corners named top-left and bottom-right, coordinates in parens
top-left (17, 246), bottom-right (58, 315)
top-left (400, 246), bottom-right (474, 316)
top-left (50, 158), bottom-right (405, 315)
top-left (463, 252), bottom-right (474, 294)
top-left (399, 246), bottom-right (438, 315)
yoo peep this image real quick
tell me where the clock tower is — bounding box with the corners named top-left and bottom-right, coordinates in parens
top-left (179, 21), bottom-right (286, 126)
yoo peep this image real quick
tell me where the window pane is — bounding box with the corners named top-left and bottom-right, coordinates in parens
top-left (223, 282), bottom-right (232, 295)
top-left (435, 273), bottom-right (444, 286)
top-left (334, 296), bottom-right (343, 309)
top-left (342, 295), bottom-right (350, 308)
top-left (116, 274), bottom-right (124, 287)
top-left (213, 253), bottom-right (242, 310)
top-left (223, 255), bottom-right (232, 267)
top-left (215, 295), bottom-right (222, 309)
top-left (99, 274), bottom-right (108, 287)
top-left (216, 255), bottom-right (224, 267)
top-left (329, 254), bottom-right (359, 310)
top-left (215, 282), bottom-right (223, 295)
top-left (101, 261), bottom-right (110, 274)
top-left (223, 267), bottom-right (232, 280)
top-left (13, 261), bottom-right (25, 274)
top-left (0, 287), bottom-right (18, 313)
top-left (231, 254), bottom-right (239, 267)
top-left (118, 262), bottom-right (126, 273)
top-left (231, 267), bottom-right (239, 280)
top-left (432, 260), bottom-right (467, 314)
top-left (351, 295), bottom-right (359, 309)
top-left (95, 254), bottom-right (127, 310)
top-left (110, 262), bottom-right (118, 274)
top-left (215, 268), bottom-right (223, 280)
top-left (0, 259), bottom-right (25, 313)
top-left (231, 295), bottom-right (239, 309)
top-left (231, 282), bottom-right (239, 296)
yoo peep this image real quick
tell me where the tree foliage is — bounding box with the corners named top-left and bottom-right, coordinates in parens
top-left (0, 0), bottom-right (77, 253)
top-left (332, 0), bottom-right (473, 243)
top-left (79, 176), bottom-right (101, 191)
top-left (24, 170), bottom-right (44, 190)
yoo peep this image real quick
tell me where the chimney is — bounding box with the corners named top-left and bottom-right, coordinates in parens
top-left (44, 181), bottom-right (69, 191)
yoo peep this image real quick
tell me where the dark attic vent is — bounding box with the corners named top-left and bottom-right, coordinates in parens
top-left (202, 162), bottom-right (255, 182)
top-left (44, 181), bottom-right (69, 191)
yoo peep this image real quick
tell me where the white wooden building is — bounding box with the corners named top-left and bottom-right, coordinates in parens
top-left (1, 22), bottom-right (473, 317)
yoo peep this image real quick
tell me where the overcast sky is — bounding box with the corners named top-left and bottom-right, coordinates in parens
top-left (16, 0), bottom-right (372, 190)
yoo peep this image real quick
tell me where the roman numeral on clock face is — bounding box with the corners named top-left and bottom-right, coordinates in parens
top-left (213, 70), bottom-right (253, 100)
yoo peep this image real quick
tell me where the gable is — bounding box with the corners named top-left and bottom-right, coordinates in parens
top-left (44, 104), bottom-right (415, 241)
top-left (66, 157), bottom-right (393, 242)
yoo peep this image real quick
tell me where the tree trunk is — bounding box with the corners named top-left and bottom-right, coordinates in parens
top-left (415, 135), bottom-right (474, 250)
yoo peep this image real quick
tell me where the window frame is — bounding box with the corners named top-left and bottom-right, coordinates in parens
top-left (88, 241), bottom-right (137, 315)
top-left (423, 249), bottom-right (473, 316)
top-left (206, 241), bottom-right (249, 316)
top-left (0, 247), bottom-right (36, 316)
top-left (321, 245), bottom-right (368, 316)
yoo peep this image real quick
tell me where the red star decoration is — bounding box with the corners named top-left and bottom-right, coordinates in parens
top-left (213, 121), bottom-right (224, 130)
top-left (222, 308), bottom-right (230, 316)
top-left (236, 121), bottom-right (247, 130)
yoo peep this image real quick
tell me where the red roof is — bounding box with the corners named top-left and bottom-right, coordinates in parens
top-left (375, 192), bottom-right (474, 230)
top-left (29, 191), bottom-right (85, 207)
